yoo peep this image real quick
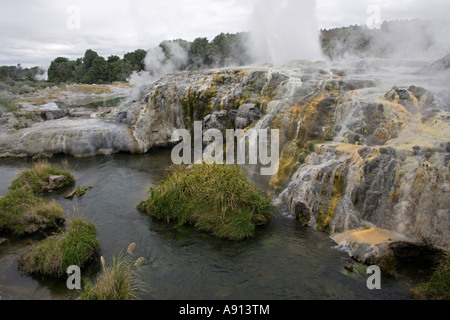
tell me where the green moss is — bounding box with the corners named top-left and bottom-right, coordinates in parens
top-left (10, 162), bottom-right (75, 194)
top-left (181, 87), bottom-right (218, 132)
top-left (24, 111), bottom-right (37, 121)
top-left (13, 122), bottom-right (25, 130)
top-left (212, 73), bottom-right (227, 85)
top-left (139, 164), bottom-right (273, 241)
top-left (412, 254), bottom-right (450, 300)
top-left (18, 218), bottom-right (99, 278)
top-left (270, 143), bottom-right (304, 192)
top-left (66, 186), bottom-right (93, 199)
top-left (323, 96), bottom-right (340, 142)
top-left (317, 172), bottom-right (346, 233)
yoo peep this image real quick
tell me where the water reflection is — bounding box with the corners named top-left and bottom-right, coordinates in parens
top-left (0, 151), bottom-right (414, 300)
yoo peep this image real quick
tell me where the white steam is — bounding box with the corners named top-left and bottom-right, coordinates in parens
top-left (323, 19), bottom-right (450, 62)
top-left (248, 0), bottom-right (323, 66)
top-left (128, 41), bottom-right (189, 101)
top-left (144, 42), bottom-right (188, 76)
top-left (369, 20), bottom-right (450, 60)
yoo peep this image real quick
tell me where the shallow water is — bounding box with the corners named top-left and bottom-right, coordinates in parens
top-left (0, 151), bottom-right (416, 300)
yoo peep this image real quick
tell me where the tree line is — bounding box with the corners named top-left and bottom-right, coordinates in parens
top-left (47, 32), bottom-right (250, 84)
top-left (2, 20), bottom-right (442, 85)
top-left (46, 49), bottom-right (147, 84)
top-left (0, 65), bottom-right (46, 82)
top-left (320, 19), bottom-right (446, 60)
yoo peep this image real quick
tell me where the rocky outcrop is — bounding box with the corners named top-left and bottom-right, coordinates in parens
top-left (279, 135), bottom-right (450, 250)
top-left (203, 110), bottom-right (228, 133)
top-left (0, 119), bottom-right (141, 158)
top-left (235, 104), bottom-right (261, 129)
top-left (1, 57), bottom-right (449, 257)
top-left (128, 68), bottom-right (276, 151)
top-left (332, 227), bottom-right (445, 271)
top-left (333, 227), bottom-right (411, 265)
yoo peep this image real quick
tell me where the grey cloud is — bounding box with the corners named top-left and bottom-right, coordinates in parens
top-left (1, 0), bottom-right (449, 67)
top-left (317, 0), bottom-right (450, 29)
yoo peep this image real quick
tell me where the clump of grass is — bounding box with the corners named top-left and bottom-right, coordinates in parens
top-left (80, 243), bottom-right (145, 300)
top-left (138, 164), bottom-right (273, 241)
top-left (411, 253), bottom-right (450, 300)
top-left (0, 162), bottom-right (74, 236)
top-left (18, 218), bottom-right (99, 278)
top-left (0, 187), bottom-right (65, 236)
top-left (0, 99), bottom-right (19, 115)
top-left (10, 162), bottom-right (75, 194)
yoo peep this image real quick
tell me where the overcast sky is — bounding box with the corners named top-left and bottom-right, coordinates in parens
top-left (1, 0), bottom-right (449, 67)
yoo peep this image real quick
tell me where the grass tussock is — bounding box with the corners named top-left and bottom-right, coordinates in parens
top-left (0, 162), bottom-right (75, 236)
top-left (18, 218), bottom-right (99, 278)
top-left (80, 243), bottom-right (145, 300)
top-left (139, 164), bottom-right (273, 241)
top-left (411, 253), bottom-right (450, 300)
top-left (0, 99), bottom-right (19, 115)
top-left (0, 187), bottom-right (65, 236)
top-left (10, 162), bottom-right (75, 194)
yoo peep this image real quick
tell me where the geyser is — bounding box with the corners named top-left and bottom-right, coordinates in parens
top-left (248, 0), bottom-right (323, 65)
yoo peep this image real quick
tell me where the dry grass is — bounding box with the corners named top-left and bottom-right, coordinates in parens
top-left (80, 243), bottom-right (145, 300)
top-left (67, 84), bottom-right (113, 95)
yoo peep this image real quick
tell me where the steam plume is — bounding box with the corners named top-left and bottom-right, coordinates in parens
top-left (127, 41), bottom-right (189, 101)
top-left (248, 0), bottom-right (323, 65)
